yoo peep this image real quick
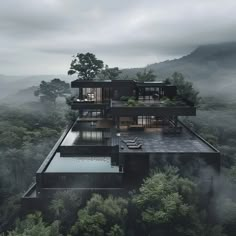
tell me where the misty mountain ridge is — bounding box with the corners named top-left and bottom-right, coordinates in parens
top-left (1, 42), bottom-right (236, 103)
top-left (149, 42), bottom-right (236, 69)
top-left (123, 42), bottom-right (236, 101)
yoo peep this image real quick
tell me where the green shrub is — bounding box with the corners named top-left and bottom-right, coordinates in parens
top-left (120, 96), bottom-right (129, 102)
top-left (129, 96), bottom-right (136, 100)
top-left (127, 99), bottom-right (136, 107)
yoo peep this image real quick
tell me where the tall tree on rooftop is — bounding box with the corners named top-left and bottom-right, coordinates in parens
top-left (68, 53), bottom-right (104, 80)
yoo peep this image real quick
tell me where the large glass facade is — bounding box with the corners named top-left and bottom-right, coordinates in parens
top-left (138, 87), bottom-right (163, 101)
top-left (72, 87), bottom-right (112, 103)
top-left (118, 116), bottom-right (170, 128)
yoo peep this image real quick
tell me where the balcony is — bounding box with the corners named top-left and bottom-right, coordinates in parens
top-left (70, 87), bottom-right (111, 110)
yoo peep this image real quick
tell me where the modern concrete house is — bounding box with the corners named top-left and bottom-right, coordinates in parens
top-left (23, 79), bottom-right (220, 204)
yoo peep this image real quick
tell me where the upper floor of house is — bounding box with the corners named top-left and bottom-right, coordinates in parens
top-left (70, 79), bottom-right (196, 117)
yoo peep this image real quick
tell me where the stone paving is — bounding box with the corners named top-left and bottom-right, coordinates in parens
top-left (118, 128), bottom-right (214, 153)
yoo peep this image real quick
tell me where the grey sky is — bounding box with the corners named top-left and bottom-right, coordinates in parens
top-left (0, 0), bottom-right (236, 75)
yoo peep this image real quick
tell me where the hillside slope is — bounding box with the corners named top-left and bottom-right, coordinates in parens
top-left (123, 42), bottom-right (236, 100)
top-left (1, 42), bottom-right (236, 102)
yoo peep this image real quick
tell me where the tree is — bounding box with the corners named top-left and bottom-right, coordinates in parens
top-left (71, 210), bottom-right (106, 236)
top-left (213, 169), bottom-right (236, 236)
top-left (49, 198), bottom-right (64, 220)
top-left (98, 65), bottom-right (122, 80)
top-left (5, 149), bottom-right (24, 188)
top-left (215, 197), bottom-right (236, 236)
top-left (165, 72), bottom-right (200, 105)
top-left (34, 78), bottom-right (70, 104)
top-left (5, 212), bottom-right (61, 236)
top-left (133, 167), bottom-right (202, 236)
top-left (136, 69), bottom-right (156, 82)
top-left (0, 194), bottom-right (21, 234)
top-left (0, 130), bottom-right (22, 149)
top-left (107, 224), bottom-right (125, 236)
top-left (64, 110), bottom-right (79, 123)
top-left (70, 194), bottom-right (128, 236)
top-left (68, 53), bottom-right (104, 80)
top-left (228, 165), bottom-right (236, 184)
top-left (49, 190), bottom-right (81, 233)
top-left (0, 106), bottom-right (67, 234)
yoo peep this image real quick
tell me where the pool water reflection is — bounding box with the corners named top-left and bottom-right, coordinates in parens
top-left (45, 153), bottom-right (119, 173)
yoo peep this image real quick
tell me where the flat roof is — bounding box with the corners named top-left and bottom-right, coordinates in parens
top-left (136, 82), bottom-right (172, 87)
top-left (112, 100), bottom-right (190, 108)
top-left (71, 79), bottom-right (170, 88)
top-left (45, 153), bottom-right (120, 173)
top-left (118, 127), bottom-right (217, 154)
top-left (111, 101), bottom-right (196, 116)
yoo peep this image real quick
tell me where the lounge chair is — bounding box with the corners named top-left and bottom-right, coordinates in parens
top-left (128, 143), bottom-right (142, 149)
top-left (125, 142), bottom-right (139, 146)
top-left (122, 137), bottom-right (138, 143)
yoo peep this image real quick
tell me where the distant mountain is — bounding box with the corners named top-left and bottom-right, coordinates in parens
top-left (1, 42), bottom-right (236, 102)
top-left (122, 42), bottom-right (236, 101)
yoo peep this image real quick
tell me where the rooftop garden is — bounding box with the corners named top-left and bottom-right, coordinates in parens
top-left (116, 96), bottom-right (189, 107)
top-left (120, 96), bottom-right (144, 107)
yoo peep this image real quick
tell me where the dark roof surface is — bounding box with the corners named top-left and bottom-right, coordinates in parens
top-left (118, 128), bottom-right (217, 154)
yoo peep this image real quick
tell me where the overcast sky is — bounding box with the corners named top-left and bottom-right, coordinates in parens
top-left (0, 0), bottom-right (236, 75)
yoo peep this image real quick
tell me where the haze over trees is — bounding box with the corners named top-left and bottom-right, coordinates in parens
top-left (1, 42), bottom-right (236, 102)
top-left (136, 69), bottom-right (156, 82)
top-left (70, 194), bottom-right (128, 236)
top-left (34, 78), bottom-right (70, 104)
top-left (122, 42), bottom-right (236, 101)
top-left (98, 65), bottom-right (122, 80)
top-left (3, 167), bottom-right (231, 236)
top-left (165, 72), bottom-right (200, 105)
top-left (1, 50), bottom-right (236, 236)
top-left (0, 104), bottom-right (67, 233)
top-left (3, 212), bottom-right (61, 236)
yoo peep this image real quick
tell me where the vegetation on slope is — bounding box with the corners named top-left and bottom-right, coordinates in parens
top-left (0, 103), bottom-right (67, 233)
top-left (1, 51), bottom-right (236, 235)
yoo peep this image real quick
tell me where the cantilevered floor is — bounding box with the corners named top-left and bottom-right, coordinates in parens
top-left (118, 127), bottom-right (217, 154)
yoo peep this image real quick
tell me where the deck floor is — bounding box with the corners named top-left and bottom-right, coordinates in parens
top-left (118, 128), bottom-right (215, 153)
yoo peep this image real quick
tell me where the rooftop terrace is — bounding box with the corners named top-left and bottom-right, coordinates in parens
top-left (60, 120), bottom-right (217, 155)
top-left (117, 127), bottom-right (218, 154)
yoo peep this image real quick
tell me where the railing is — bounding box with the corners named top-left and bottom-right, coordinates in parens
top-left (178, 120), bottom-right (220, 153)
top-left (36, 123), bottom-right (74, 174)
